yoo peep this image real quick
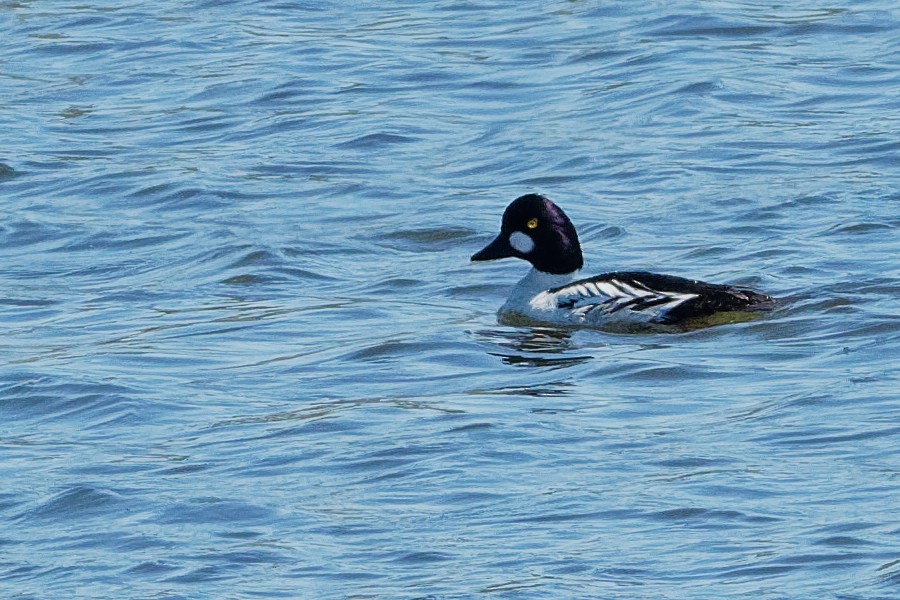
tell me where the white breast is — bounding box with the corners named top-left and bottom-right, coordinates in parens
top-left (500, 268), bottom-right (577, 318)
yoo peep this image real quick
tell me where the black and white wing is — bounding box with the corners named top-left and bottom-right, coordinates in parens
top-left (549, 274), bottom-right (697, 323)
top-left (547, 271), bottom-right (771, 325)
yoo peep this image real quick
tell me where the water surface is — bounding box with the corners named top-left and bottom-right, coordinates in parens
top-left (1, 1), bottom-right (898, 598)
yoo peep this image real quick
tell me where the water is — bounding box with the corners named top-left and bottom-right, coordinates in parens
top-left (1, 1), bottom-right (898, 598)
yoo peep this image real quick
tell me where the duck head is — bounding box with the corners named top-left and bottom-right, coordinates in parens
top-left (471, 194), bottom-right (583, 275)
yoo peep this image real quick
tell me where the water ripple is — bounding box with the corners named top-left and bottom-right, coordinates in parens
top-left (1, 1), bottom-right (898, 598)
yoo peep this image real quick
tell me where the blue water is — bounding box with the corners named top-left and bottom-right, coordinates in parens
top-left (2, 2), bottom-right (899, 598)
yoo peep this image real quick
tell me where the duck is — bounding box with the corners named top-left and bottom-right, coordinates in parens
top-left (471, 194), bottom-right (774, 330)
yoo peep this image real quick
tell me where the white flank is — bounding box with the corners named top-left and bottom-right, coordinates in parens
top-left (552, 277), bottom-right (697, 323)
top-left (498, 269), bottom-right (702, 326)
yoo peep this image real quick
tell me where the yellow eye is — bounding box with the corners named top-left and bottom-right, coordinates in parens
top-left (526, 218), bottom-right (539, 229)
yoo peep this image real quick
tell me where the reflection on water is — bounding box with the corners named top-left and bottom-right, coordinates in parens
top-left (475, 326), bottom-right (595, 368)
top-left (477, 326), bottom-right (575, 353)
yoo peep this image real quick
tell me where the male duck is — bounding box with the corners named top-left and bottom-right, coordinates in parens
top-left (471, 194), bottom-right (773, 330)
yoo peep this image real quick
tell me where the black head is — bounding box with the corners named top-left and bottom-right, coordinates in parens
top-left (471, 194), bottom-right (583, 275)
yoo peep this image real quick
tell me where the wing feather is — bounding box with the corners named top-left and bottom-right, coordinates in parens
top-left (552, 275), bottom-right (697, 322)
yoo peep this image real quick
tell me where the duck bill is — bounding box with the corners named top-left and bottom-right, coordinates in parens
top-left (471, 233), bottom-right (514, 262)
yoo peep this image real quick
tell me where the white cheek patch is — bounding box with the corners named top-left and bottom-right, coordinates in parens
top-left (509, 231), bottom-right (535, 254)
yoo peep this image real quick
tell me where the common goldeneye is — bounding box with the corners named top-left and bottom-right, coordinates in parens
top-left (471, 194), bottom-right (773, 330)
